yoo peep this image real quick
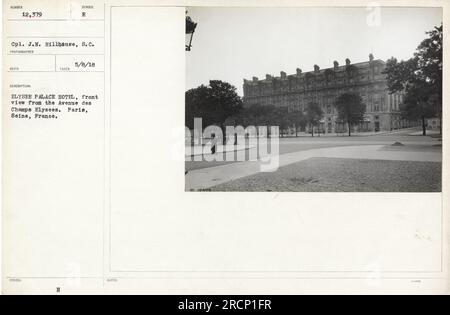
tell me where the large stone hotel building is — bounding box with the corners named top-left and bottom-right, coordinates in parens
top-left (243, 54), bottom-right (409, 133)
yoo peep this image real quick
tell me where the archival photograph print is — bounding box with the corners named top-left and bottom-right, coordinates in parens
top-left (185, 6), bottom-right (443, 192)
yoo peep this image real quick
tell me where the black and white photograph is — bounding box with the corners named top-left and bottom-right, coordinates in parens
top-left (185, 6), bottom-right (443, 192)
top-left (2, 0), bottom-right (449, 296)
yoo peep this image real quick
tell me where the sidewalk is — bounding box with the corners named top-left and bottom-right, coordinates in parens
top-left (281, 127), bottom-right (420, 138)
top-left (409, 130), bottom-right (441, 136)
top-left (185, 144), bottom-right (442, 191)
top-left (185, 144), bottom-right (255, 158)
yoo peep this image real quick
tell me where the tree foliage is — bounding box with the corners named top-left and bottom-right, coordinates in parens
top-left (305, 102), bottom-right (324, 137)
top-left (383, 24), bottom-right (442, 135)
top-left (225, 104), bottom-right (273, 127)
top-left (334, 93), bottom-right (366, 136)
top-left (224, 104), bottom-right (308, 137)
top-left (185, 80), bottom-right (243, 130)
top-left (289, 110), bottom-right (308, 136)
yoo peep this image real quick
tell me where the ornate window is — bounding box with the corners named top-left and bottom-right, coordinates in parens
top-left (373, 94), bottom-right (381, 112)
top-left (305, 73), bottom-right (314, 89)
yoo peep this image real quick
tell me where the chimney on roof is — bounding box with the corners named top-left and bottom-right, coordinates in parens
top-left (252, 76), bottom-right (258, 82)
top-left (296, 68), bottom-right (302, 75)
top-left (333, 61), bottom-right (339, 70)
top-left (314, 65), bottom-right (320, 73)
top-left (369, 53), bottom-right (374, 61)
top-left (345, 58), bottom-right (351, 66)
top-left (280, 71), bottom-right (286, 79)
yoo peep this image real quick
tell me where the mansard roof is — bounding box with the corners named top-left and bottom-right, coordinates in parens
top-left (244, 58), bottom-right (386, 85)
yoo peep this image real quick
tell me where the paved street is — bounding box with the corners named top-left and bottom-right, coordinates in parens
top-left (185, 128), bottom-right (441, 170)
top-left (185, 128), bottom-right (442, 191)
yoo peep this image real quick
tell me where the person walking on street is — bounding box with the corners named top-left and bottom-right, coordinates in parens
top-left (210, 134), bottom-right (217, 154)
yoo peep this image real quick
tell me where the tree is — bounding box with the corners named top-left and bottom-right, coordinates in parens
top-left (334, 93), bottom-right (366, 136)
top-left (253, 104), bottom-right (278, 138)
top-left (185, 80), bottom-right (243, 141)
top-left (383, 24), bottom-right (442, 135)
top-left (304, 102), bottom-right (323, 137)
top-left (400, 78), bottom-right (436, 134)
top-left (223, 104), bottom-right (277, 137)
top-left (224, 104), bottom-right (304, 138)
top-left (271, 107), bottom-right (291, 137)
top-left (416, 24), bottom-right (442, 135)
top-left (289, 110), bottom-right (307, 137)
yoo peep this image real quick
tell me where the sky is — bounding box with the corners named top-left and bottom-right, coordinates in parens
top-left (186, 6), bottom-right (442, 96)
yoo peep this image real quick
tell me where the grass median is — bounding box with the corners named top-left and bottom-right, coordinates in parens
top-left (209, 157), bottom-right (441, 192)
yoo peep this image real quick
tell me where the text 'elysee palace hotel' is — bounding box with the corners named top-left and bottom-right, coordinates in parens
top-left (243, 54), bottom-right (409, 133)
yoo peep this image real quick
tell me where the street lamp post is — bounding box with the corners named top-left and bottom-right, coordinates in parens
top-left (185, 14), bottom-right (197, 51)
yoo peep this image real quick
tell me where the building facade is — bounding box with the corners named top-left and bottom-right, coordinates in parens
top-left (427, 117), bottom-right (441, 131)
top-left (243, 54), bottom-right (410, 133)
